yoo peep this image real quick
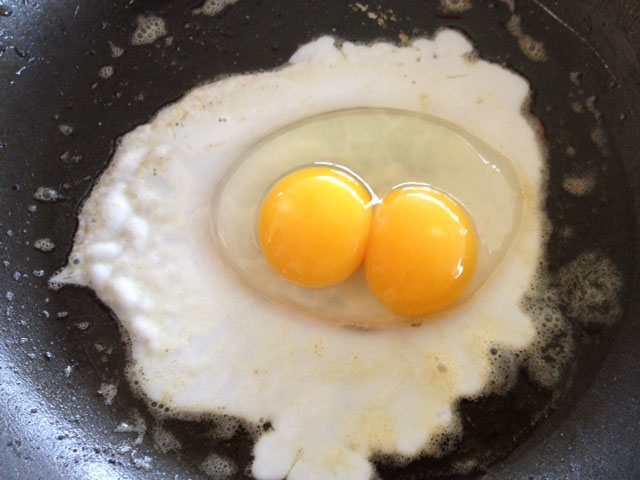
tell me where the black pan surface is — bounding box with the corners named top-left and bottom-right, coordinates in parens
top-left (1, 1), bottom-right (639, 479)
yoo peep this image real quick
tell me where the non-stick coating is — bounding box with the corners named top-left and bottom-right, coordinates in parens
top-left (1, 1), bottom-right (639, 479)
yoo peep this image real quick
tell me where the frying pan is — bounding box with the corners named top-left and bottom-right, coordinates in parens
top-left (1, 0), bottom-right (639, 478)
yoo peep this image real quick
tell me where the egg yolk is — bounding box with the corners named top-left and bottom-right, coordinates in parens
top-left (364, 185), bottom-right (477, 317)
top-left (258, 167), bottom-right (372, 288)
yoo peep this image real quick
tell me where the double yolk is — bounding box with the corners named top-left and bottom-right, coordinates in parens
top-left (258, 166), bottom-right (477, 318)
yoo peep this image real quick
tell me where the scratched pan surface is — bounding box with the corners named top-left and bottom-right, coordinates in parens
top-left (1, 0), bottom-right (639, 479)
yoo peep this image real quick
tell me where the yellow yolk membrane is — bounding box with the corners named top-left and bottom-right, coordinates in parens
top-left (258, 167), bottom-right (477, 318)
top-left (365, 185), bottom-right (477, 317)
top-left (258, 167), bottom-right (372, 288)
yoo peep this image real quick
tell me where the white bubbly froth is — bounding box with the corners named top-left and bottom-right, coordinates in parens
top-left (131, 15), bottom-right (167, 46)
top-left (194, 0), bottom-right (239, 16)
top-left (54, 30), bottom-right (545, 479)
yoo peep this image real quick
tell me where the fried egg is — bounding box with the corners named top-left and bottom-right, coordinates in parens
top-left (52, 30), bottom-right (545, 480)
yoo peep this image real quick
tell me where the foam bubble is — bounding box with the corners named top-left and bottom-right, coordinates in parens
top-left (519, 250), bottom-right (623, 388)
top-left (115, 410), bottom-right (147, 445)
top-left (207, 415), bottom-right (240, 440)
top-left (34, 238), bottom-right (55, 252)
top-left (58, 124), bottom-right (74, 136)
top-left (440, 0), bottom-right (472, 13)
top-left (562, 172), bottom-right (596, 196)
top-left (452, 458), bottom-right (479, 475)
top-left (517, 35), bottom-right (547, 62)
top-left (98, 383), bottom-right (118, 405)
top-left (201, 453), bottom-right (237, 478)
top-left (131, 450), bottom-right (153, 470)
top-left (485, 347), bottom-right (519, 394)
top-left (109, 41), bottom-right (124, 58)
top-left (98, 65), bottom-right (114, 79)
top-left (151, 423), bottom-right (182, 453)
top-left (506, 15), bottom-right (547, 62)
top-left (131, 15), bottom-right (167, 46)
top-left (590, 127), bottom-right (610, 156)
top-left (193, 0), bottom-right (239, 16)
top-left (521, 283), bottom-right (574, 388)
top-left (33, 187), bottom-right (60, 202)
top-left (557, 251), bottom-right (623, 327)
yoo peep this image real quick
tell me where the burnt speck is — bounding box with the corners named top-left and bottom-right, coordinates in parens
top-left (43, 351), bottom-right (53, 360)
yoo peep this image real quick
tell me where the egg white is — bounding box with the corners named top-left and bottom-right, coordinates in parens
top-left (53, 30), bottom-right (545, 480)
top-left (213, 107), bottom-right (523, 326)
